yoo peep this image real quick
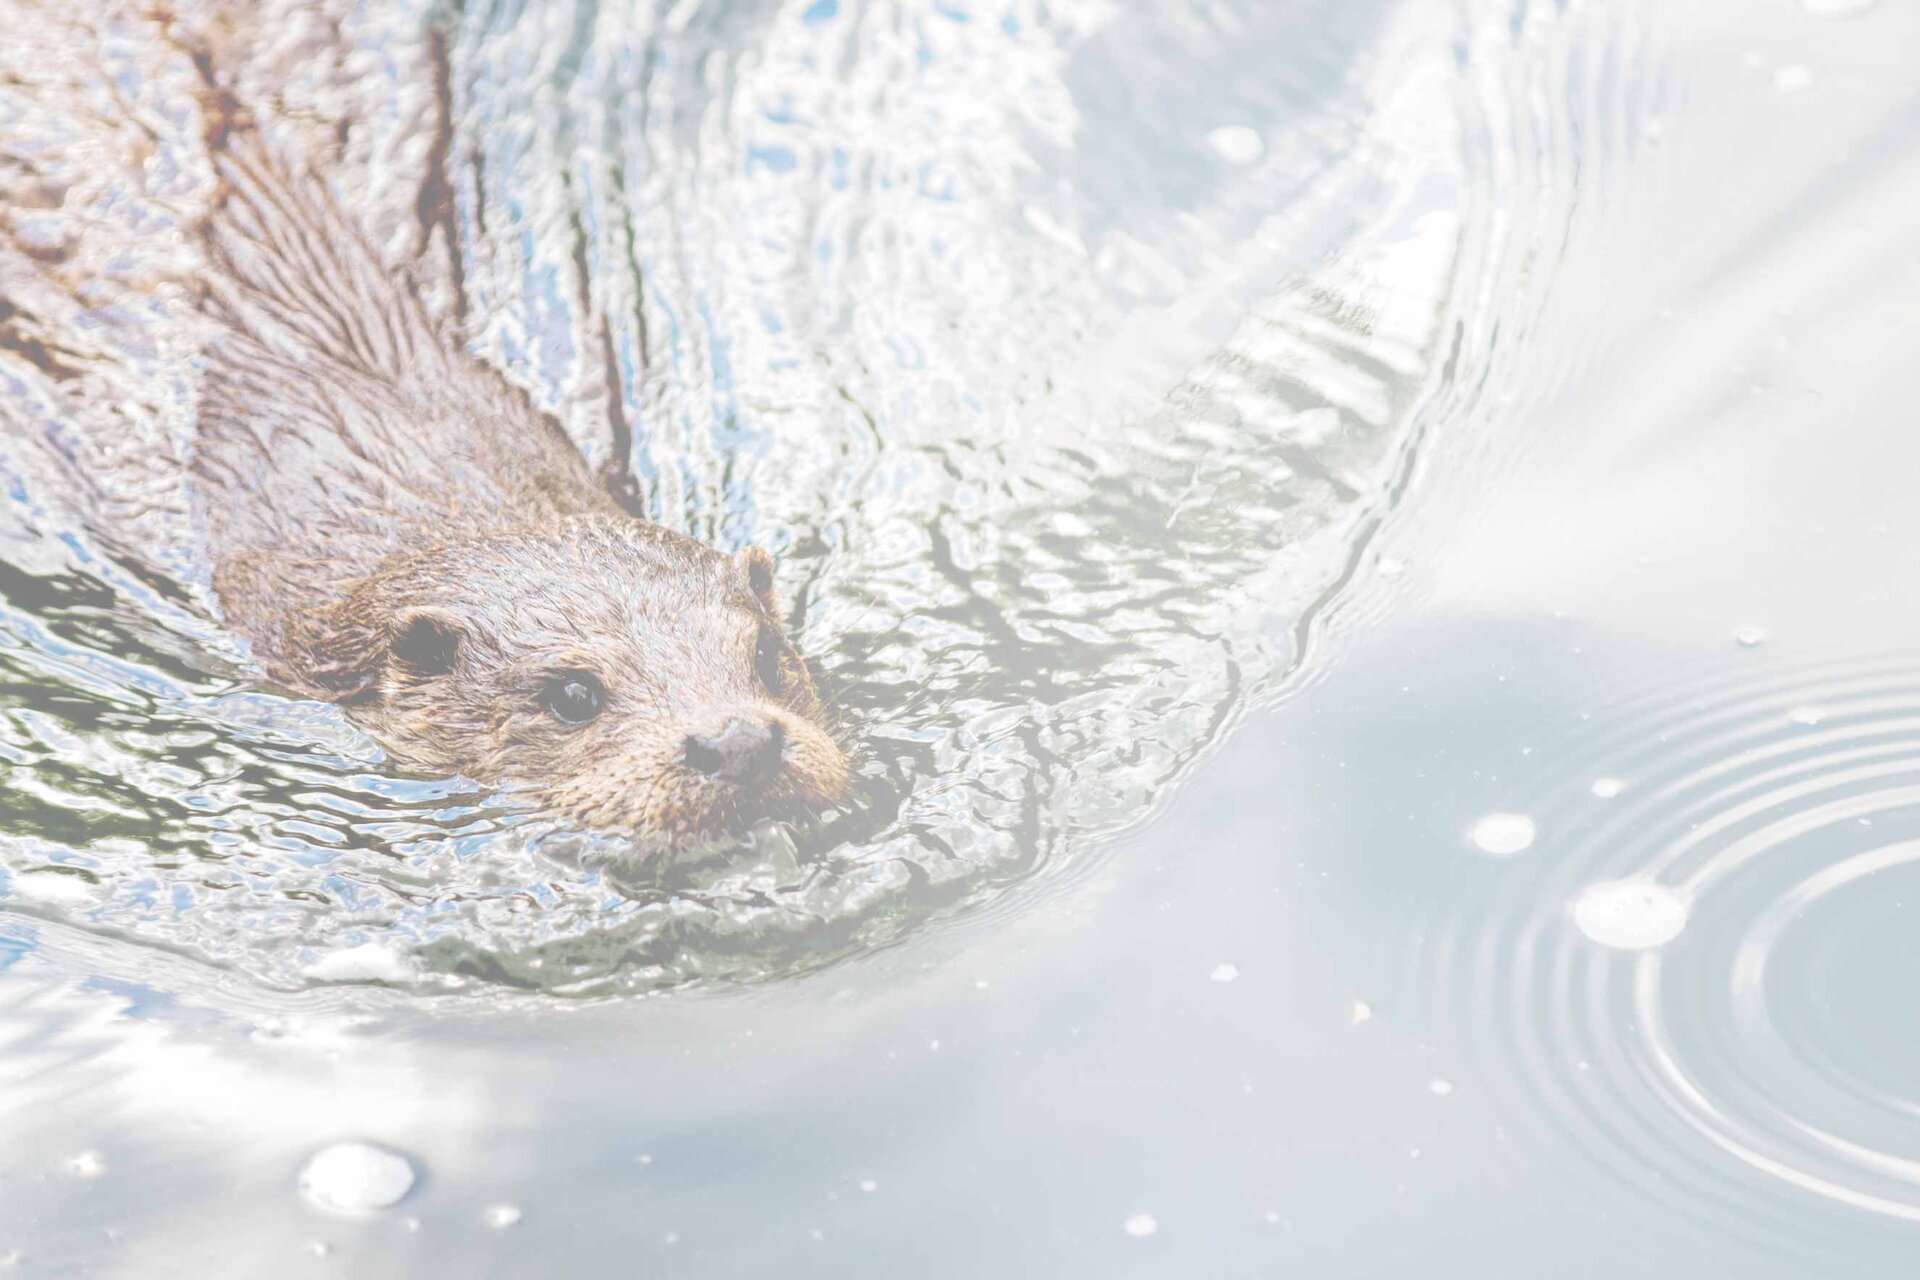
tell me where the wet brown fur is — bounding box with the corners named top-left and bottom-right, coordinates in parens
top-left (185, 129), bottom-right (851, 839)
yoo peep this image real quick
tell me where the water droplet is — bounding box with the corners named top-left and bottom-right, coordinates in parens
top-left (1572, 880), bottom-right (1689, 949)
top-left (298, 1142), bottom-right (416, 1213)
top-left (66, 1151), bottom-right (105, 1178)
top-left (1123, 1212), bottom-right (1159, 1238)
top-left (1470, 813), bottom-right (1536, 856)
top-left (1209, 963), bottom-right (1239, 984)
top-left (484, 1204), bottom-right (523, 1229)
top-left (1773, 65), bottom-right (1813, 93)
top-left (1735, 626), bottom-right (1769, 647)
top-left (1429, 1079), bottom-right (1454, 1096)
top-left (1205, 126), bottom-right (1264, 166)
top-left (1590, 778), bottom-right (1624, 798)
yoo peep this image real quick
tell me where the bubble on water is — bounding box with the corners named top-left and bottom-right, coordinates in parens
top-left (1209, 963), bottom-right (1239, 984)
top-left (485, 1204), bottom-right (523, 1229)
top-left (1205, 125), bottom-right (1264, 166)
top-left (1734, 626), bottom-right (1769, 647)
top-left (298, 1142), bottom-right (417, 1213)
top-left (1429, 1079), bottom-right (1454, 1096)
top-left (1773, 66), bottom-right (1813, 93)
top-left (1572, 880), bottom-right (1689, 950)
top-left (1799, 0), bottom-right (1876, 15)
top-left (1788, 705), bottom-right (1825, 726)
top-left (1123, 1212), bottom-right (1159, 1238)
top-left (1590, 777), bottom-right (1624, 798)
top-left (302, 943), bottom-right (419, 985)
top-left (66, 1151), bottom-right (105, 1178)
top-left (1470, 813), bottom-right (1536, 856)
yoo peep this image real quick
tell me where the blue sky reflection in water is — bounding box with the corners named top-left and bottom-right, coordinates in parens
top-left (3, 0), bottom-right (1920, 1274)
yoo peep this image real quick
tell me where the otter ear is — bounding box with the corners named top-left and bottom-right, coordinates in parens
top-left (739, 547), bottom-right (781, 617)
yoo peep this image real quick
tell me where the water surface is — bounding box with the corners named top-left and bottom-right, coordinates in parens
top-left (4, 0), bottom-right (1920, 1274)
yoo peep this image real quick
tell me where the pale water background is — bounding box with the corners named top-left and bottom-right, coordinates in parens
top-left (2, 0), bottom-right (1920, 1274)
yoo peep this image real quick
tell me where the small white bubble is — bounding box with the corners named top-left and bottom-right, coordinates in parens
top-left (809, 1228), bottom-right (825, 1242)
top-left (1205, 125), bottom-right (1265, 166)
top-left (1123, 1213), bottom-right (1159, 1238)
top-left (1209, 963), bottom-right (1239, 984)
top-left (484, 1204), bottom-right (522, 1230)
top-left (1350, 1001), bottom-right (1373, 1026)
top-left (1429, 1079), bottom-right (1454, 1096)
top-left (1788, 706), bottom-right (1825, 726)
top-left (1590, 778), bottom-right (1624, 799)
top-left (858, 1179), bottom-right (877, 1194)
top-left (66, 1151), bottom-right (105, 1179)
top-left (1470, 813), bottom-right (1536, 856)
top-left (1735, 626), bottom-right (1769, 647)
top-left (308, 1242), bottom-right (332, 1259)
top-left (298, 1143), bottom-right (416, 1213)
top-left (636, 1153), bottom-right (653, 1165)
top-left (1573, 880), bottom-right (1689, 950)
top-left (928, 1039), bottom-right (941, 1051)
top-left (1263, 1210), bottom-right (1282, 1225)
top-left (1773, 65), bottom-right (1813, 93)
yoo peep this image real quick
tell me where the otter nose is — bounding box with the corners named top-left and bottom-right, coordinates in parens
top-left (683, 716), bottom-right (785, 785)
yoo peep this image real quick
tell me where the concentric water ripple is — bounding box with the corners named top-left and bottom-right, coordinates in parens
top-left (1422, 655), bottom-right (1920, 1259)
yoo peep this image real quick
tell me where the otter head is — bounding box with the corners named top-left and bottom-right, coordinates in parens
top-left (281, 515), bottom-right (852, 841)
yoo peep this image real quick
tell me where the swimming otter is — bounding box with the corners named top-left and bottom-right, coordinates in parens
top-left (4, 59), bottom-right (852, 840)
top-left (195, 132), bottom-right (853, 839)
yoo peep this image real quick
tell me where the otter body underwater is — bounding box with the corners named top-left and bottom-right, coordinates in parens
top-left (0, 43), bottom-right (852, 841)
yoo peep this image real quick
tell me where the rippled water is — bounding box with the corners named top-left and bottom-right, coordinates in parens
top-left (0, 0), bottom-right (1452, 993)
top-left (5, 0), bottom-right (1920, 1273)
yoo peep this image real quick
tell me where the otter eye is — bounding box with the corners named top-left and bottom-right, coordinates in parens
top-left (540, 672), bottom-right (604, 725)
top-left (755, 626), bottom-right (787, 695)
top-left (393, 615), bottom-right (459, 676)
